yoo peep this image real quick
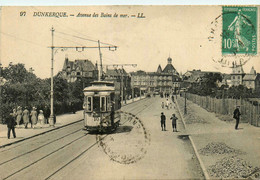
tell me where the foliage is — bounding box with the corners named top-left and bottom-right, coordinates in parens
top-left (0, 63), bottom-right (85, 124)
top-left (187, 72), bottom-right (257, 99)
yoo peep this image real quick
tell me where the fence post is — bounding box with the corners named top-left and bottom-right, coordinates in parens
top-left (256, 101), bottom-right (260, 127)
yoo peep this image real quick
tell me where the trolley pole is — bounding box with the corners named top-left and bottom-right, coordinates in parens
top-left (49, 26), bottom-right (55, 127)
top-left (121, 66), bottom-right (124, 105)
top-left (98, 40), bottom-right (102, 81)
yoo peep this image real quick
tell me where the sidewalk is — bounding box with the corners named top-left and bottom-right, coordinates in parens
top-left (176, 95), bottom-right (260, 179)
top-left (0, 110), bottom-right (84, 148)
top-left (0, 97), bottom-right (145, 148)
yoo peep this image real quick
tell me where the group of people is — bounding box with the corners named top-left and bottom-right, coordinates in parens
top-left (161, 98), bottom-right (175, 110)
top-left (160, 112), bottom-right (178, 132)
top-left (7, 106), bottom-right (51, 139)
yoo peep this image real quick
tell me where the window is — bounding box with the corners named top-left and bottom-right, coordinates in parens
top-left (84, 96), bottom-right (92, 112)
top-left (101, 96), bottom-right (106, 112)
top-left (77, 72), bottom-right (80, 75)
top-left (238, 76), bottom-right (240, 79)
top-left (233, 76), bottom-right (235, 79)
top-left (107, 96), bottom-right (111, 111)
top-left (93, 96), bottom-right (100, 112)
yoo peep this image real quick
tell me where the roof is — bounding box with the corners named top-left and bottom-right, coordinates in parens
top-left (243, 74), bottom-right (256, 81)
top-left (157, 65), bottom-right (162, 73)
top-left (162, 64), bottom-right (176, 73)
top-left (184, 70), bottom-right (221, 83)
top-left (106, 68), bottom-right (127, 77)
top-left (62, 58), bottom-right (95, 72)
top-left (84, 81), bottom-right (115, 91)
top-left (83, 85), bottom-right (115, 92)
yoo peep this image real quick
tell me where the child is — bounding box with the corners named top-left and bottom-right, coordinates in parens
top-left (170, 114), bottom-right (178, 132)
top-left (161, 102), bottom-right (164, 109)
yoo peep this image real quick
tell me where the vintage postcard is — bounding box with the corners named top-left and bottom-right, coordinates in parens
top-left (0, 5), bottom-right (259, 180)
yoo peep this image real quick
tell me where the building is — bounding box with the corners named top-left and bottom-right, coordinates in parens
top-left (61, 57), bottom-right (98, 82)
top-left (131, 57), bottom-right (181, 94)
top-left (230, 62), bottom-right (245, 86)
top-left (243, 67), bottom-right (260, 92)
top-left (104, 68), bottom-right (131, 99)
top-left (182, 70), bottom-right (221, 88)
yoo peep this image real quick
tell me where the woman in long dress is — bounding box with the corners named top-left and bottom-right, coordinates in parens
top-left (16, 106), bottom-right (23, 128)
top-left (38, 110), bottom-right (45, 128)
top-left (23, 107), bottom-right (30, 129)
top-left (30, 107), bottom-right (38, 128)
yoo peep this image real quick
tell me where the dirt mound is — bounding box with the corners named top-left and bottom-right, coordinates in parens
top-left (199, 142), bottom-right (243, 156)
top-left (208, 156), bottom-right (260, 179)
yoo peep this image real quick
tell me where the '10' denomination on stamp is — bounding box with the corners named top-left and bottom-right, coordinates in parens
top-left (222, 7), bottom-right (257, 55)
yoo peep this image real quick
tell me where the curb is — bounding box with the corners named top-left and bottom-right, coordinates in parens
top-left (175, 96), bottom-right (210, 180)
top-left (122, 97), bottom-right (147, 107)
top-left (0, 119), bottom-right (83, 149)
top-left (0, 98), bottom-right (146, 149)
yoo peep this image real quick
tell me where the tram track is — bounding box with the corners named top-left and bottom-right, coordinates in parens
top-left (1, 97), bottom-right (154, 180)
top-left (46, 97), bottom-right (154, 180)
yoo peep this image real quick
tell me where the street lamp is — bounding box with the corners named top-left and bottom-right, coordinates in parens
top-left (184, 89), bottom-right (187, 115)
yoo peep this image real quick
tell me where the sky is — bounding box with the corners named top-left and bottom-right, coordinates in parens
top-left (0, 6), bottom-right (260, 79)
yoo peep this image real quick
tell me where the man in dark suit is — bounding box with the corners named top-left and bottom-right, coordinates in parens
top-left (7, 109), bottom-right (17, 139)
top-left (161, 112), bottom-right (166, 131)
top-left (233, 106), bottom-right (241, 130)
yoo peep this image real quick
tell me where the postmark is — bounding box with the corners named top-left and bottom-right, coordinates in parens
top-left (222, 7), bottom-right (257, 55)
top-left (207, 6), bottom-right (258, 69)
top-left (96, 111), bottom-right (151, 164)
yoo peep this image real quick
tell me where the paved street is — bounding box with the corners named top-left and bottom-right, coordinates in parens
top-left (0, 96), bottom-right (204, 180)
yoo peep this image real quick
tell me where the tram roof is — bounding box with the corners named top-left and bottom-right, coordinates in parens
top-left (83, 81), bottom-right (115, 92)
top-left (90, 81), bottom-right (114, 86)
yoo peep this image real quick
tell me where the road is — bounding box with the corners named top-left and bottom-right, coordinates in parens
top-left (0, 97), bottom-right (204, 180)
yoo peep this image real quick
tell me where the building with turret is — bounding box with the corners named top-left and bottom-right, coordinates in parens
top-left (131, 57), bottom-right (181, 94)
top-left (230, 62), bottom-right (246, 86)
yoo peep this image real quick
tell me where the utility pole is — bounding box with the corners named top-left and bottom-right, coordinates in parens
top-left (0, 63), bottom-right (2, 124)
top-left (48, 27), bottom-right (117, 127)
top-left (49, 26), bottom-right (55, 127)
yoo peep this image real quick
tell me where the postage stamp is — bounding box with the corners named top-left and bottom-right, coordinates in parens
top-left (222, 7), bottom-right (257, 55)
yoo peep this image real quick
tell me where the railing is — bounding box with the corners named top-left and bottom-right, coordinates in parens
top-left (186, 93), bottom-right (260, 127)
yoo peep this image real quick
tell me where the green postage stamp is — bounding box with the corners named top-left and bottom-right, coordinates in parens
top-left (222, 7), bottom-right (257, 55)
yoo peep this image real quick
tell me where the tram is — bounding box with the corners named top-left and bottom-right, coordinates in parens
top-left (83, 81), bottom-right (121, 132)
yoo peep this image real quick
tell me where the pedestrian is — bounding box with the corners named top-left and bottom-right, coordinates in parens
top-left (172, 95), bottom-right (175, 103)
top-left (166, 99), bottom-right (169, 109)
top-left (161, 102), bottom-right (164, 109)
top-left (38, 110), bottom-right (45, 128)
top-left (23, 107), bottom-right (30, 129)
top-left (7, 109), bottom-right (17, 139)
top-left (170, 114), bottom-right (178, 132)
top-left (43, 105), bottom-right (50, 124)
top-left (30, 107), bottom-right (38, 128)
top-left (233, 106), bottom-right (241, 130)
top-left (160, 112), bottom-right (166, 131)
top-left (16, 106), bottom-right (23, 128)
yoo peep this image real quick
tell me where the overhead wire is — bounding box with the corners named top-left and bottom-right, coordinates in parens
top-left (0, 31), bottom-right (46, 48)
top-left (29, 6), bottom-right (117, 47)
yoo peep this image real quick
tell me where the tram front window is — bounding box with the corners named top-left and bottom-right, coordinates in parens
top-left (101, 96), bottom-right (106, 112)
top-left (93, 97), bottom-right (100, 112)
top-left (87, 97), bottom-right (92, 111)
